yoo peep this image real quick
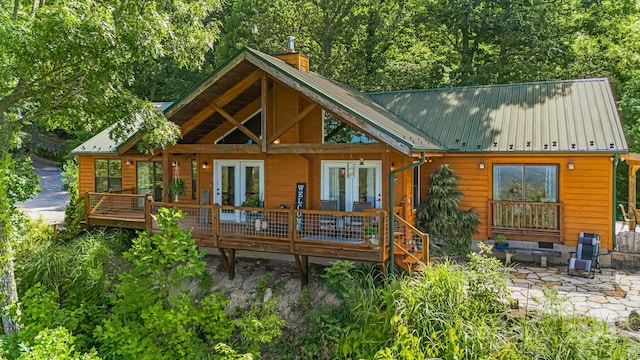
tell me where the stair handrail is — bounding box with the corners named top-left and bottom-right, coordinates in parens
top-left (393, 213), bottom-right (430, 265)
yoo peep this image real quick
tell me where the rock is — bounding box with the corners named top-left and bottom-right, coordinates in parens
top-left (263, 287), bottom-right (273, 303)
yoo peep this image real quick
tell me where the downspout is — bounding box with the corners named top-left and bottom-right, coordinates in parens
top-left (388, 152), bottom-right (425, 277)
top-left (612, 153), bottom-right (620, 250)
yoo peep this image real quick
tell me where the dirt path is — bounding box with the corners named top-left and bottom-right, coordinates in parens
top-left (16, 156), bottom-right (69, 224)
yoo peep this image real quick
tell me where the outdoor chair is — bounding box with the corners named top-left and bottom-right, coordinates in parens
top-left (619, 204), bottom-right (635, 231)
top-left (567, 232), bottom-right (601, 278)
top-left (349, 201), bottom-right (372, 238)
top-left (319, 200), bottom-right (339, 235)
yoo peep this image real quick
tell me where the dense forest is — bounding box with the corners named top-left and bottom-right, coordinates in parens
top-left (2, 0), bottom-right (640, 358)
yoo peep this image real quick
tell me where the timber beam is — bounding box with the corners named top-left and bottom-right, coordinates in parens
top-left (267, 103), bottom-right (318, 145)
top-left (180, 70), bottom-right (263, 138)
top-left (166, 143), bottom-right (391, 154)
top-left (199, 97), bottom-right (262, 144)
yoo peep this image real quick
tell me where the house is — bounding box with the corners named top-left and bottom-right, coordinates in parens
top-left (72, 43), bottom-right (626, 277)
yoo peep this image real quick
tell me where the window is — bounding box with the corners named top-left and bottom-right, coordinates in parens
top-left (95, 159), bottom-right (122, 192)
top-left (322, 110), bottom-right (376, 144)
top-left (493, 165), bottom-right (558, 202)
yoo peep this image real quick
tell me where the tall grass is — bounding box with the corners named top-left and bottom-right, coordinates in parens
top-left (16, 227), bottom-right (132, 306)
top-left (319, 254), bottom-right (640, 359)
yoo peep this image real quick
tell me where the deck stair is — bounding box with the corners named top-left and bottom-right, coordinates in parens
top-left (391, 214), bottom-right (429, 272)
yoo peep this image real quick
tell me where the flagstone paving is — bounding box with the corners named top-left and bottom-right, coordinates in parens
top-left (507, 265), bottom-right (640, 324)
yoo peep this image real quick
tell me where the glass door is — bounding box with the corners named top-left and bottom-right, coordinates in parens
top-left (214, 160), bottom-right (264, 222)
top-left (136, 161), bottom-right (163, 208)
top-left (321, 161), bottom-right (381, 211)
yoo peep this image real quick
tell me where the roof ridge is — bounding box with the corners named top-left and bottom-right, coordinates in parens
top-left (367, 78), bottom-right (610, 97)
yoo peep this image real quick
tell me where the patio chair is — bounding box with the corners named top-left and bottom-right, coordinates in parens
top-left (319, 200), bottom-right (338, 235)
top-left (618, 204), bottom-right (635, 231)
top-left (567, 232), bottom-right (601, 278)
top-left (349, 201), bottom-right (372, 238)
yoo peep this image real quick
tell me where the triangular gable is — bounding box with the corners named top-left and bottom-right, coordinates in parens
top-left (114, 48), bottom-right (442, 156)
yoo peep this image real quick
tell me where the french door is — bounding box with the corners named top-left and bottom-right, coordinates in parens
top-left (214, 160), bottom-right (264, 222)
top-left (136, 161), bottom-right (163, 209)
top-left (321, 161), bottom-right (382, 211)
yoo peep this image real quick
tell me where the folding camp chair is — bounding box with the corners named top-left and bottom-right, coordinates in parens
top-left (567, 232), bottom-right (601, 278)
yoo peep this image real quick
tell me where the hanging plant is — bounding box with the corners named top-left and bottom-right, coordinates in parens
top-left (168, 178), bottom-right (187, 197)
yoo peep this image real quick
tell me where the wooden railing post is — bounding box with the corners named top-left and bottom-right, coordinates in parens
top-left (84, 192), bottom-right (90, 227)
top-left (212, 203), bottom-right (219, 247)
top-left (144, 196), bottom-right (153, 231)
top-left (288, 208), bottom-right (295, 252)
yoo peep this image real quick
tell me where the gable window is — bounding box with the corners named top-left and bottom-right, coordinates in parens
top-left (95, 159), bottom-right (122, 192)
top-left (322, 110), bottom-right (376, 144)
top-left (491, 164), bottom-right (560, 235)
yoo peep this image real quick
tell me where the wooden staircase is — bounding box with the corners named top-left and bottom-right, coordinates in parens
top-left (392, 214), bottom-right (429, 272)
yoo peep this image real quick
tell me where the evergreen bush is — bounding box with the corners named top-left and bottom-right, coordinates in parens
top-left (416, 164), bottom-right (480, 255)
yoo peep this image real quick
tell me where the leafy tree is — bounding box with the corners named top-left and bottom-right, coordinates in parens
top-left (0, 0), bottom-right (219, 334)
top-left (416, 164), bottom-right (479, 255)
top-left (94, 208), bottom-right (236, 359)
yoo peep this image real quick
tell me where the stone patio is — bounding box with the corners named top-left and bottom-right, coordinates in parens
top-left (507, 264), bottom-right (640, 324)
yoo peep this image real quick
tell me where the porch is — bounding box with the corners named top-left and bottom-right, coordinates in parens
top-left (82, 192), bottom-right (429, 280)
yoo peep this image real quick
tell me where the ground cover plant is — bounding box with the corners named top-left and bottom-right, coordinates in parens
top-left (3, 211), bottom-right (639, 359)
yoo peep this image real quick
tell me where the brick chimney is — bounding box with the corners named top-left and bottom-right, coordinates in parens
top-left (275, 36), bottom-right (309, 72)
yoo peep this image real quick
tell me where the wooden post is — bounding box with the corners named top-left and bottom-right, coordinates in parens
top-left (145, 195), bottom-right (153, 231)
top-left (219, 249), bottom-right (236, 280)
top-left (629, 165), bottom-right (638, 231)
top-left (212, 203), bottom-right (219, 247)
top-left (293, 254), bottom-right (308, 287)
top-left (288, 208), bottom-right (295, 252)
top-left (84, 192), bottom-right (90, 227)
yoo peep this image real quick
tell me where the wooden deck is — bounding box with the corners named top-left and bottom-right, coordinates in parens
top-left (83, 192), bottom-right (430, 281)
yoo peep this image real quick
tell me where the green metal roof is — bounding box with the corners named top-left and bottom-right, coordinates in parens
top-left (71, 102), bottom-right (173, 154)
top-left (367, 78), bottom-right (627, 153)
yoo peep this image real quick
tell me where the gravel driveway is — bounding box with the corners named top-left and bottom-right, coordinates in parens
top-left (16, 156), bottom-right (69, 224)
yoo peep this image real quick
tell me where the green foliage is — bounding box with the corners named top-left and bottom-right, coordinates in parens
top-left (17, 327), bottom-right (101, 360)
top-left (315, 259), bottom-right (640, 360)
top-left (94, 208), bottom-right (234, 359)
top-left (416, 164), bottom-right (480, 255)
top-left (167, 178), bottom-right (187, 197)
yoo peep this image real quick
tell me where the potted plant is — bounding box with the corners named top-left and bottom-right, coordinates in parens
top-left (494, 234), bottom-right (508, 250)
top-left (364, 223), bottom-right (379, 246)
top-left (168, 178), bottom-right (187, 202)
top-left (242, 194), bottom-right (263, 227)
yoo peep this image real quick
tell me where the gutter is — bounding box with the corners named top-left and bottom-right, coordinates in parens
top-left (388, 152), bottom-right (425, 277)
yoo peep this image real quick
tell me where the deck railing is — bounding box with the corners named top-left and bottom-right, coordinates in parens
top-left (85, 192), bottom-right (147, 220)
top-left (84, 192), bottom-right (407, 263)
top-left (490, 200), bottom-right (562, 235)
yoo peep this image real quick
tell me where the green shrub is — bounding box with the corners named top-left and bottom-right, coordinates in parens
top-left (416, 164), bottom-right (480, 255)
top-left (94, 208), bottom-right (236, 359)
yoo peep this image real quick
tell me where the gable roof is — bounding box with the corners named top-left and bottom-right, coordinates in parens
top-left (159, 48), bottom-right (442, 154)
top-left (71, 102), bottom-right (173, 155)
top-left (73, 47), bottom-right (627, 156)
top-left (368, 78), bottom-right (627, 153)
